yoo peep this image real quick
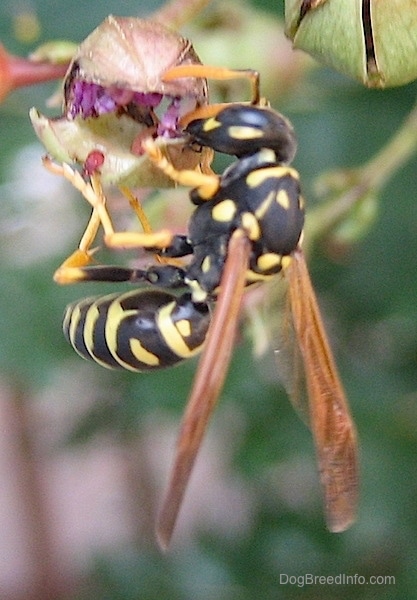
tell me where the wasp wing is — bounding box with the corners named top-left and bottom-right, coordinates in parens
top-left (156, 229), bottom-right (251, 549)
top-left (285, 247), bottom-right (358, 532)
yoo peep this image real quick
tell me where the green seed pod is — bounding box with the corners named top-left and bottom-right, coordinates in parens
top-left (30, 15), bottom-right (211, 186)
top-left (64, 15), bottom-right (207, 115)
top-left (29, 108), bottom-right (202, 188)
top-left (285, 0), bottom-right (417, 88)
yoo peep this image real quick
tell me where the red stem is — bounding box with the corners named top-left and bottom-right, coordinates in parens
top-left (0, 44), bottom-right (68, 101)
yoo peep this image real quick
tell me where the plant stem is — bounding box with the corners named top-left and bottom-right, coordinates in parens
top-left (152, 0), bottom-right (212, 29)
top-left (307, 96), bottom-right (417, 243)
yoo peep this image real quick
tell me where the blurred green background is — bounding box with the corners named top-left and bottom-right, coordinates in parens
top-left (1, 0), bottom-right (417, 598)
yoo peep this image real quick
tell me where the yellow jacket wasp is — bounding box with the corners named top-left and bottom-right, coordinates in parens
top-left (59, 102), bottom-right (358, 549)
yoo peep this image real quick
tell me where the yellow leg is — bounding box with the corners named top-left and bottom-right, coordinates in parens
top-left (53, 211), bottom-right (100, 283)
top-left (119, 185), bottom-right (154, 235)
top-left (43, 157), bottom-right (105, 282)
top-left (44, 157), bottom-right (177, 253)
top-left (162, 64), bottom-right (260, 105)
top-left (118, 185), bottom-right (168, 264)
top-left (142, 138), bottom-right (220, 200)
top-left (44, 157), bottom-right (116, 238)
top-left (104, 229), bottom-right (174, 250)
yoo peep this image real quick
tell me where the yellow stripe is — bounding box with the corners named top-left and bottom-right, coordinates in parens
top-left (157, 301), bottom-right (194, 358)
top-left (241, 212), bottom-right (260, 240)
top-left (105, 295), bottom-right (139, 371)
top-left (129, 339), bottom-right (160, 367)
top-left (187, 279), bottom-right (208, 303)
top-left (203, 117), bottom-right (221, 132)
top-left (255, 190), bottom-right (274, 220)
top-left (281, 255), bottom-right (293, 270)
top-left (201, 255), bottom-right (211, 273)
top-left (68, 304), bottom-right (82, 348)
top-left (176, 319), bottom-right (191, 337)
top-left (228, 125), bottom-right (264, 140)
top-left (258, 148), bottom-right (277, 163)
top-left (246, 166), bottom-right (299, 188)
top-left (67, 296), bottom-right (99, 347)
top-left (66, 298), bottom-right (108, 365)
top-left (83, 302), bottom-right (116, 369)
top-left (276, 189), bottom-right (290, 210)
top-left (84, 303), bottom-right (100, 357)
top-left (257, 252), bottom-right (282, 272)
top-left (245, 270), bottom-right (274, 283)
top-left (212, 199), bottom-right (237, 223)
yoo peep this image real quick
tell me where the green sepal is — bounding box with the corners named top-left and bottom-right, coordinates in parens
top-left (285, 0), bottom-right (417, 88)
top-left (29, 41), bottom-right (77, 65)
top-left (30, 108), bottom-right (200, 188)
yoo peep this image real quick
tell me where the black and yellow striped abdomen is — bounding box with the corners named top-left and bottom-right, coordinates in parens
top-left (63, 289), bottom-right (210, 371)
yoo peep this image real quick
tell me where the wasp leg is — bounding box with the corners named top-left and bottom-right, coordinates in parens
top-left (163, 64), bottom-right (260, 105)
top-left (44, 157), bottom-right (177, 256)
top-left (57, 263), bottom-right (187, 288)
top-left (142, 138), bottom-right (220, 200)
top-left (119, 184), bottom-right (185, 265)
top-left (119, 185), bottom-right (154, 235)
top-left (44, 158), bottom-right (105, 282)
top-left (156, 229), bottom-right (251, 550)
top-left (118, 185), bottom-right (190, 267)
top-left (57, 265), bottom-right (147, 284)
top-left (74, 168), bottom-right (175, 253)
top-left (53, 210), bottom-right (102, 283)
top-left (44, 157), bottom-right (121, 282)
top-left (163, 64), bottom-right (263, 128)
top-left (284, 247), bottom-right (358, 533)
top-left (104, 229), bottom-right (175, 250)
top-left (44, 158), bottom-right (116, 237)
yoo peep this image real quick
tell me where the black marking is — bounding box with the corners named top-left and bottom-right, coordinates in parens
top-left (64, 290), bottom-right (210, 371)
top-left (362, 0), bottom-right (378, 79)
top-left (64, 104), bottom-right (304, 373)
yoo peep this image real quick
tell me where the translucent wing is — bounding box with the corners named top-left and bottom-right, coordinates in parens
top-left (156, 230), bottom-right (251, 549)
top-left (285, 247), bottom-right (358, 532)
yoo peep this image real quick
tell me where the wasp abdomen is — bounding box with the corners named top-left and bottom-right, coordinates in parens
top-left (63, 290), bottom-right (210, 371)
